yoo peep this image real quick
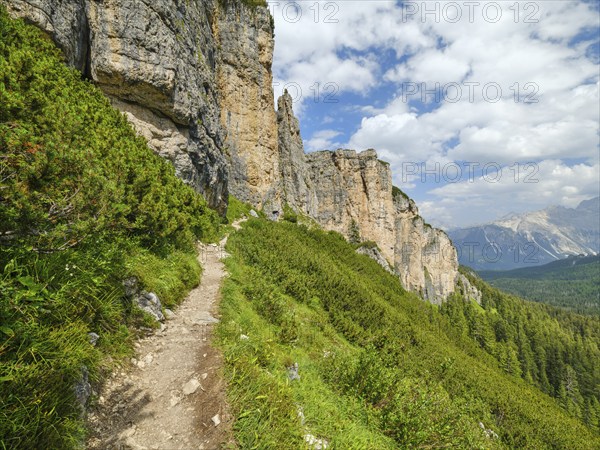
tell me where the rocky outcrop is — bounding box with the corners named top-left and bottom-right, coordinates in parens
top-left (123, 277), bottom-right (165, 322)
top-left (4, 0), bottom-right (277, 215)
top-left (457, 274), bottom-right (483, 304)
top-left (393, 192), bottom-right (458, 303)
top-left (305, 149), bottom-right (398, 264)
top-left (216, 2), bottom-right (279, 210)
top-left (277, 91), bottom-right (316, 214)
top-left (275, 94), bottom-right (461, 302)
top-left (296, 147), bottom-right (457, 302)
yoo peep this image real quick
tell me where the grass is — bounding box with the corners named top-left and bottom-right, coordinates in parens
top-left (226, 196), bottom-right (254, 224)
top-left (217, 219), bottom-right (600, 449)
top-left (0, 9), bottom-right (219, 448)
top-left (217, 254), bottom-right (398, 449)
top-left (126, 248), bottom-right (201, 309)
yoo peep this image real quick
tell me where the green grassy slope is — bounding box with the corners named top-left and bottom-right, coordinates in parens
top-left (478, 256), bottom-right (600, 315)
top-left (0, 8), bottom-right (220, 448)
top-left (218, 219), bottom-right (600, 449)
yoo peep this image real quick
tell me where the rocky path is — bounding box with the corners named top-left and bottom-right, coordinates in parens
top-left (88, 226), bottom-right (242, 449)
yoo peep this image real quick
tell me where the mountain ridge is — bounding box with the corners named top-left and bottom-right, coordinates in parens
top-left (449, 197), bottom-right (600, 270)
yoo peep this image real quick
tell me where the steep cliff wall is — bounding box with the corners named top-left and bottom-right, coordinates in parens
top-left (277, 93), bottom-right (460, 302)
top-left (3, 0), bottom-right (277, 215)
top-left (393, 193), bottom-right (458, 303)
top-left (277, 91), bottom-right (316, 214)
top-left (216, 2), bottom-right (279, 210)
top-left (305, 150), bottom-right (397, 263)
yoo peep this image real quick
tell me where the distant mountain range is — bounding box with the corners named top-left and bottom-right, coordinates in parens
top-left (448, 197), bottom-right (600, 270)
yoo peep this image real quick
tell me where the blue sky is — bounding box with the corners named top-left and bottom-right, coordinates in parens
top-left (269, 0), bottom-right (600, 228)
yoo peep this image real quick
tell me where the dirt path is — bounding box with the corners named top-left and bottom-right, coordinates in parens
top-left (88, 225), bottom-right (242, 449)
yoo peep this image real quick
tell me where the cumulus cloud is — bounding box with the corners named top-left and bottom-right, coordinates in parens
top-left (305, 129), bottom-right (343, 152)
top-left (270, 0), bottom-right (600, 226)
top-left (427, 160), bottom-right (600, 227)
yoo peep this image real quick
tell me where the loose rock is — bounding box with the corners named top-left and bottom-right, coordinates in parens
top-left (135, 292), bottom-right (165, 322)
top-left (183, 378), bottom-right (201, 395)
top-left (287, 362), bottom-right (300, 381)
top-left (88, 332), bottom-right (100, 346)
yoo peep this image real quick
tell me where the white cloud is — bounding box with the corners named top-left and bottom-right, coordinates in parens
top-left (305, 129), bottom-right (343, 152)
top-left (270, 0), bottom-right (600, 226)
top-left (428, 160), bottom-right (600, 227)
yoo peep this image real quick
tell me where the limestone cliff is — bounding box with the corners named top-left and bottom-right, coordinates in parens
top-left (3, 0), bottom-right (276, 215)
top-left (392, 192), bottom-right (458, 303)
top-left (305, 150), bottom-right (397, 264)
top-left (301, 149), bottom-right (456, 302)
top-left (216, 1), bottom-right (280, 210)
top-left (277, 91), bottom-right (316, 214)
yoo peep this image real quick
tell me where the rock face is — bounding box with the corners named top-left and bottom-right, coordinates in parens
top-left (5, 0), bottom-right (89, 71)
top-left (306, 150), bottom-right (397, 264)
top-left (277, 91), bottom-right (316, 214)
top-left (4, 0), bottom-right (277, 215)
top-left (87, 0), bottom-right (230, 214)
top-left (356, 246), bottom-right (394, 274)
top-left (393, 193), bottom-right (458, 303)
top-left (217, 2), bottom-right (280, 210)
top-left (296, 148), bottom-right (457, 303)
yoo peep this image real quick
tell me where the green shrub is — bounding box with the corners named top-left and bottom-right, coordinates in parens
top-left (0, 8), bottom-right (219, 447)
top-left (218, 220), bottom-right (600, 449)
top-left (282, 204), bottom-right (298, 223)
top-left (226, 195), bottom-right (253, 223)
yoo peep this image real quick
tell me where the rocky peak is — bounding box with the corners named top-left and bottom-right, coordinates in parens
top-left (277, 91), bottom-right (315, 214)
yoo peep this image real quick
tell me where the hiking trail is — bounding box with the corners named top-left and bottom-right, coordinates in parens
top-left (87, 221), bottom-right (245, 449)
